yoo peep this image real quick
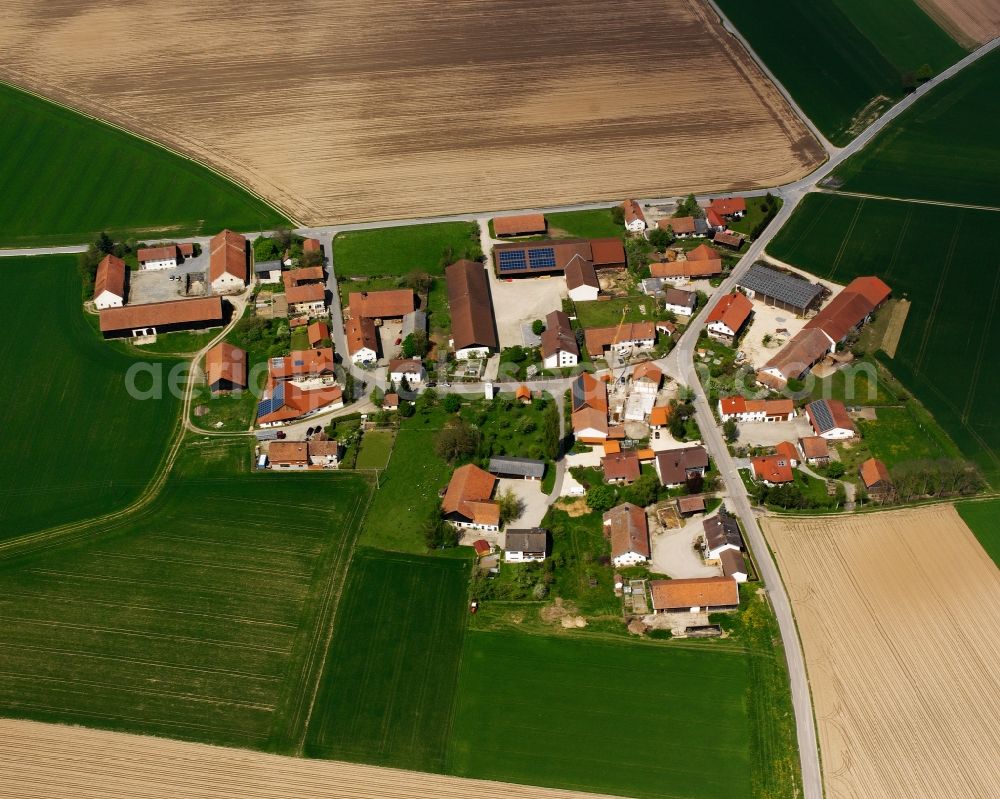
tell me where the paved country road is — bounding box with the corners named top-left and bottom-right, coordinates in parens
top-left (2, 30), bottom-right (998, 799)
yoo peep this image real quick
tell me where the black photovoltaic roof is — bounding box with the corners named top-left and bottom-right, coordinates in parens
top-left (738, 264), bottom-right (822, 309)
top-left (809, 400), bottom-right (835, 433)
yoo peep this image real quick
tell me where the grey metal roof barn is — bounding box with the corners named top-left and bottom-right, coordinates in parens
top-left (504, 528), bottom-right (547, 553)
top-left (254, 259), bottom-right (281, 275)
top-left (737, 263), bottom-right (823, 314)
top-left (488, 456), bottom-right (546, 479)
top-left (402, 310), bottom-right (427, 337)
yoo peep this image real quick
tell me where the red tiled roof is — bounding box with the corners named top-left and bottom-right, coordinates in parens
top-left (650, 576), bottom-right (738, 610)
top-left (99, 296), bottom-right (223, 333)
top-left (604, 502), bottom-right (650, 559)
top-left (268, 347), bottom-right (335, 380)
top-left (762, 328), bottom-right (834, 381)
top-left (623, 199), bottom-right (646, 226)
top-left (565, 258), bottom-right (599, 291)
top-left (94, 254), bottom-right (126, 301)
top-left (719, 396), bottom-right (793, 416)
top-left (269, 441), bottom-right (308, 464)
top-left (686, 243), bottom-right (723, 262)
top-left (714, 231), bottom-right (744, 248)
top-left (540, 310), bottom-right (579, 359)
top-left (589, 237), bottom-right (626, 266)
top-left (303, 238), bottom-right (321, 253)
top-left (649, 406), bottom-right (671, 426)
top-left (388, 358), bottom-right (424, 375)
top-left (284, 266), bottom-right (325, 286)
top-left (706, 292), bottom-right (752, 332)
top-left (775, 441), bottom-right (798, 461)
top-left (860, 457), bottom-right (892, 489)
top-left (572, 406), bottom-right (609, 439)
top-left (632, 361), bottom-right (662, 385)
top-left (800, 436), bottom-right (830, 459)
top-left (307, 321), bottom-right (330, 347)
top-left (650, 259), bottom-right (721, 279)
top-left (257, 383), bottom-right (343, 425)
top-left (286, 281), bottom-right (326, 305)
top-left (209, 229), bottom-right (247, 283)
top-left (708, 197), bottom-right (747, 217)
top-left (584, 322), bottom-right (656, 354)
top-left (346, 316), bottom-right (378, 356)
top-left (446, 260), bottom-right (497, 352)
top-left (658, 216), bottom-right (696, 235)
top-left (806, 399), bottom-right (857, 436)
top-left (442, 464), bottom-right (498, 525)
top-left (205, 342), bottom-right (247, 389)
top-left (137, 245), bottom-right (178, 263)
top-left (349, 289), bottom-right (415, 319)
top-left (602, 451), bottom-right (641, 482)
top-left (493, 213), bottom-right (546, 236)
top-left (706, 208), bottom-right (725, 229)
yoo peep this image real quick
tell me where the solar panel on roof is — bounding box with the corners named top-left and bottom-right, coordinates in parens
top-left (810, 400), bottom-right (834, 432)
top-left (497, 250), bottom-right (528, 271)
top-left (528, 247), bottom-right (556, 269)
top-left (293, 359), bottom-right (304, 367)
top-left (257, 383), bottom-right (286, 418)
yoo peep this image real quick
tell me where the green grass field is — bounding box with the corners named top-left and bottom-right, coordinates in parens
top-left (0, 256), bottom-right (181, 542)
top-left (769, 193), bottom-right (1000, 484)
top-left (332, 222), bottom-right (480, 278)
top-left (956, 499), bottom-right (1000, 569)
top-left (0, 83), bottom-right (288, 247)
top-left (574, 296), bottom-right (665, 330)
top-left (132, 328), bottom-right (221, 355)
top-left (357, 407), bottom-right (454, 553)
top-left (714, 0), bottom-right (960, 145)
top-left (304, 548), bottom-right (470, 770)
top-left (449, 631), bottom-right (753, 798)
top-left (856, 404), bottom-right (962, 467)
top-left (0, 438), bottom-right (370, 751)
top-left (833, 48), bottom-right (1000, 206)
top-left (355, 430), bottom-right (395, 470)
top-left (545, 209), bottom-right (623, 239)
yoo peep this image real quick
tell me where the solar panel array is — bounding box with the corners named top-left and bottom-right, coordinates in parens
top-left (497, 250), bottom-right (527, 272)
top-left (528, 247), bottom-right (556, 269)
top-left (809, 400), bottom-right (834, 432)
top-left (738, 264), bottom-right (822, 309)
top-left (257, 382), bottom-right (286, 418)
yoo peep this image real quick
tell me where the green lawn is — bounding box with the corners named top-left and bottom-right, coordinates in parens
top-left (304, 548), bottom-right (470, 770)
top-left (0, 83), bottom-right (288, 247)
top-left (0, 438), bottom-right (370, 751)
top-left (357, 407), bottom-right (454, 553)
top-left (574, 296), bottom-right (663, 330)
top-left (355, 430), bottom-right (395, 470)
top-left (132, 328), bottom-right (221, 355)
top-left (726, 196), bottom-right (782, 237)
top-left (956, 499), bottom-right (1000, 569)
top-left (856, 404), bottom-right (962, 469)
top-left (833, 47), bottom-right (1000, 206)
top-left (332, 222), bottom-right (481, 278)
top-left (769, 193), bottom-right (1000, 485)
top-left (714, 0), bottom-right (960, 145)
top-left (545, 209), bottom-right (623, 239)
top-left (460, 394), bottom-right (559, 462)
top-left (805, 359), bottom-right (897, 405)
top-left (449, 591), bottom-right (801, 799)
top-left (0, 256), bottom-right (181, 543)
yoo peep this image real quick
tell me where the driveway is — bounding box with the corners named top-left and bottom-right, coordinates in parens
top-left (497, 478), bottom-right (548, 528)
top-left (737, 417), bottom-right (812, 447)
top-left (650, 513), bottom-right (721, 578)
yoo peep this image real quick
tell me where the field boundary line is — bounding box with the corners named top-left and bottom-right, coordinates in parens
top-left (883, 204), bottom-right (912, 281)
top-left (960, 262), bottom-right (1000, 424)
top-left (0, 76), bottom-right (302, 231)
top-left (822, 187), bottom-right (1000, 213)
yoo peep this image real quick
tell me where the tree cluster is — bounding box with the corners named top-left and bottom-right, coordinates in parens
top-left (435, 418), bottom-right (480, 463)
top-left (889, 459), bottom-right (984, 503)
top-left (78, 232), bottom-right (137, 296)
top-left (675, 194), bottom-right (704, 219)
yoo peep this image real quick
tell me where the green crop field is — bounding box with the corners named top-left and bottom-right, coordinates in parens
top-left (304, 548), bottom-right (470, 770)
top-left (0, 83), bottom-right (288, 247)
top-left (957, 499), bottom-right (1000, 568)
top-left (714, 0), bottom-right (960, 145)
top-left (358, 408), bottom-right (454, 553)
top-left (333, 222), bottom-right (481, 278)
top-left (0, 256), bottom-right (181, 542)
top-left (833, 48), bottom-right (1000, 206)
top-left (355, 430), bottom-right (395, 470)
top-left (545, 209), bottom-right (623, 239)
top-left (769, 193), bottom-right (1000, 484)
top-left (449, 631), bottom-right (752, 798)
top-left (0, 439), bottom-right (370, 751)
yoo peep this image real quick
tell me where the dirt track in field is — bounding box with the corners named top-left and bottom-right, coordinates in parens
top-left (914, 0), bottom-right (1000, 47)
top-left (0, 0), bottom-right (823, 226)
top-left (0, 718), bottom-right (629, 799)
top-left (763, 506), bottom-right (1000, 799)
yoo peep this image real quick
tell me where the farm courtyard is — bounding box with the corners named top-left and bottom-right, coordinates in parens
top-left (0, 0), bottom-right (822, 224)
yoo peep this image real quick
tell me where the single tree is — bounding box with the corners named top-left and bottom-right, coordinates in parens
top-left (586, 484), bottom-right (617, 512)
top-left (443, 393), bottom-right (462, 413)
top-left (532, 319), bottom-right (545, 336)
top-left (723, 418), bottom-right (738, 443)
top-left (496, 488), bottom-right (525, 525)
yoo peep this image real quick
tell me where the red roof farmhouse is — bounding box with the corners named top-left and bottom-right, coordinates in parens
top-left (209, 229), bottom-right (248, 292)
top-left (93, 254), bottom-right (127, 310)
top-left (99, 296), bottom-right (225, 339)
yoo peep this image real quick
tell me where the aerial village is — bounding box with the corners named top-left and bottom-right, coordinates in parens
top-left (87, 194), bottom-right (894, 636)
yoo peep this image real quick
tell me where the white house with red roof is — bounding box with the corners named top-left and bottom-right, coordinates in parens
top-left (622, 199), bottom-right (647, 232)
top-left (93, 254), bottom-right (127, 310)
top-left (706, 293), bottom-right (753, 344)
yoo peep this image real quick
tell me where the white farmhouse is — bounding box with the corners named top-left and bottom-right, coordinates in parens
top-left (137, 245), bottom-right (178, 271)
top-left (540, 309), bottom-right (579, 369)
top-left (93, 254), bottom-right (126, 310)
top-left (604, 503), bottom-right (650, 568)
top-left (504, 528), bottom-right (547, 563)
top-left (622, 199), bottom-right (647, 232)
top-left (209, 229), bottom-right (248, 293)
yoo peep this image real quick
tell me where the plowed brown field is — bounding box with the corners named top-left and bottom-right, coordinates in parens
top-left (0, 0), bottom-right (823, 225)
top-left (763, 506), bottom-right (1000, 799)
top-left (0, 718), bottom-right (628, 799)
top-left (914, 0), bottom-right (1000, 47)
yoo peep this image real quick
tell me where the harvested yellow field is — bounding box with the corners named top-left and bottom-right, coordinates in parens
top-left (0, 0), bottom-right (823, 225)
top-left (914, 0), bottom-right (1000, 47)
top-left (763, 506), bottom-right (1000, 799)
top-left (0, 717), bottom-right (627, 799)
